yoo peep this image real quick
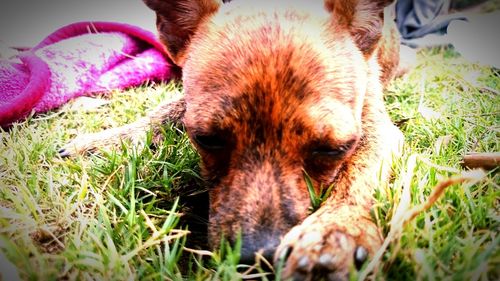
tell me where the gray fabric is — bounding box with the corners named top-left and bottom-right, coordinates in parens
top-left (396, 0), bottom-right (467, 47)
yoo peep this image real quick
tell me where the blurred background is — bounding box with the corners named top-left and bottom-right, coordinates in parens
top-left (0, 0), bottom-right (499, 67)
top-left (0, 0), bottom-right (156, 47)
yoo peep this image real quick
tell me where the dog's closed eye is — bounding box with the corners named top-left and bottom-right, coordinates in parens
top-left (305, 140), bottom-right (357, 178)
top-left (310, 139), bottom-right (357, 160)
top-left (194, 134), bottom-right (227, 150)
top-left (311, 145), bottom-right (347, 158)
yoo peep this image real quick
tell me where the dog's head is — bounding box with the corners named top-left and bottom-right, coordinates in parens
top-left (143, 0), bottom-right (392, 261)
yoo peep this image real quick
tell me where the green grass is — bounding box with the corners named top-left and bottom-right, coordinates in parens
top-left (0, 47), bottom-right (499, 280)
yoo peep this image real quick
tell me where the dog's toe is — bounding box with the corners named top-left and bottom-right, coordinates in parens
top-left (58, 148), bottom-right (70, 158)
top-left (354, 246), bottom-right (368, 270)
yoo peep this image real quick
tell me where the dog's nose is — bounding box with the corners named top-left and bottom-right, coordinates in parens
top-left (240, 233), bottom-right (280, 264)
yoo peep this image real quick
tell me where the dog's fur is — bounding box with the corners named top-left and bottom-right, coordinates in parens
top-left (61, 0), bottom-right (404, 279)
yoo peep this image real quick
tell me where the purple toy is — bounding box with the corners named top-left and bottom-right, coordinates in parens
top-left (0, 21), bottom-right (177, 127)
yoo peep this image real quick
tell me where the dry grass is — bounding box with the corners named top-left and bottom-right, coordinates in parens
top-left (0, 47), bottom-right (499, 280)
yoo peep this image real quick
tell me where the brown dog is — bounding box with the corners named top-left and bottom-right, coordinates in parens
top-left (61, 0), bottom-right (404, 279)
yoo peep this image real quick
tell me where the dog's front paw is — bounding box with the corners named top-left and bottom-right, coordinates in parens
top-left (275, 206), bottom-right (382, 281)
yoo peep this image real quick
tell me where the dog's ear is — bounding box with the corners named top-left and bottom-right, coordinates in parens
top-left (142, 0), bottom-right (221, 65)
top-left (324, 0), bottom-right (394, 57)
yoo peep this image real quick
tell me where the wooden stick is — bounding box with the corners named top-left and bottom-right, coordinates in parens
top-left (462, 152), bottom-right (500, 170)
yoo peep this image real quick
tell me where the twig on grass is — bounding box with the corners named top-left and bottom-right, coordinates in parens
top-left (462, 152), bottom-right (500, 170)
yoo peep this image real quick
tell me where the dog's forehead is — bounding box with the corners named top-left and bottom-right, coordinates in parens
top-left (214, 0), bottom-right (329, 24)
top-left (184, 8), bottom-right (366, 94)
top-left (182, 2), bottom-right (367, 137)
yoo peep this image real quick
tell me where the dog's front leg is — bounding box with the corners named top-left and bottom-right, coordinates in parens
top-left (59, 93), bottom-right (185, 157)
top-left (276, 102), bottom-right (403, 280)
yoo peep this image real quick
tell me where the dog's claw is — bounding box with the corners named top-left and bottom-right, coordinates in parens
top-left (278, 245), bottom-right (293, 263)
top-left (354, 246), bottom-right (368, 270)
top-left (58, 148), bottom-right (70, 158)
